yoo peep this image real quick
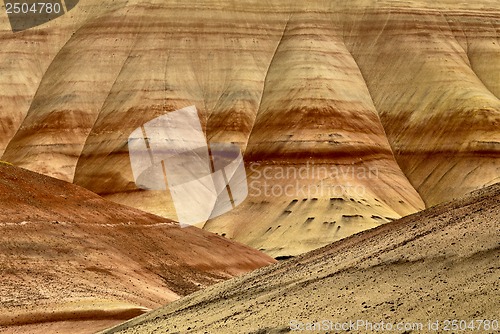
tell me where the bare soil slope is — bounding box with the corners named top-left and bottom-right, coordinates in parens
top-left (0, 164), bottom-right (275, 334)
top-left (0, 0), bottom-right (500, 256)
top-left (1, 0), bottom-right (499, 256)
top-left (103, 182), bottom-right (500, 334)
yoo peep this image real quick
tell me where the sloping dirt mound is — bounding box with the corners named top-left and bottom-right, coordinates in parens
top-left (2, 0), bottom-right (498, 256)
top-left (102, 182), bottom-right (499, 333)
top-left (0, 164), bottom-right (275, 333)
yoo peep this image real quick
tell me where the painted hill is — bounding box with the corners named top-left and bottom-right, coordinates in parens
top-left (101, 182), bottom-right (500, 334)
top-left (1, 0), bottom-right (499, 256)
top-left (0, 163), bottom-right (274, 333)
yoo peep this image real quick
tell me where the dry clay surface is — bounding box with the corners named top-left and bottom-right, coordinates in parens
top-left (0, 164), bottom-right (275, 334)
top-left (103, 182), bottom-right (500, 334)
top-left (1, 0), bottom-right (499, 256)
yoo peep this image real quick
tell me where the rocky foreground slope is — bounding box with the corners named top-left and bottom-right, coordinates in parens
top-left (0, 164), bottom-right (274, 334)
top-left (1, 0), bottom-right (499, 256)
top-left (102, 182), bottom-right (500, 334)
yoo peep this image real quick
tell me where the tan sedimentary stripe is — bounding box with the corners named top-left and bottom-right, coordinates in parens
top-left (60, 0), bottom-right (68, 13)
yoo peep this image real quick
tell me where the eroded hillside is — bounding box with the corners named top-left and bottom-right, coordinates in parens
top-left (1, 0), bottom-right (499, 256)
